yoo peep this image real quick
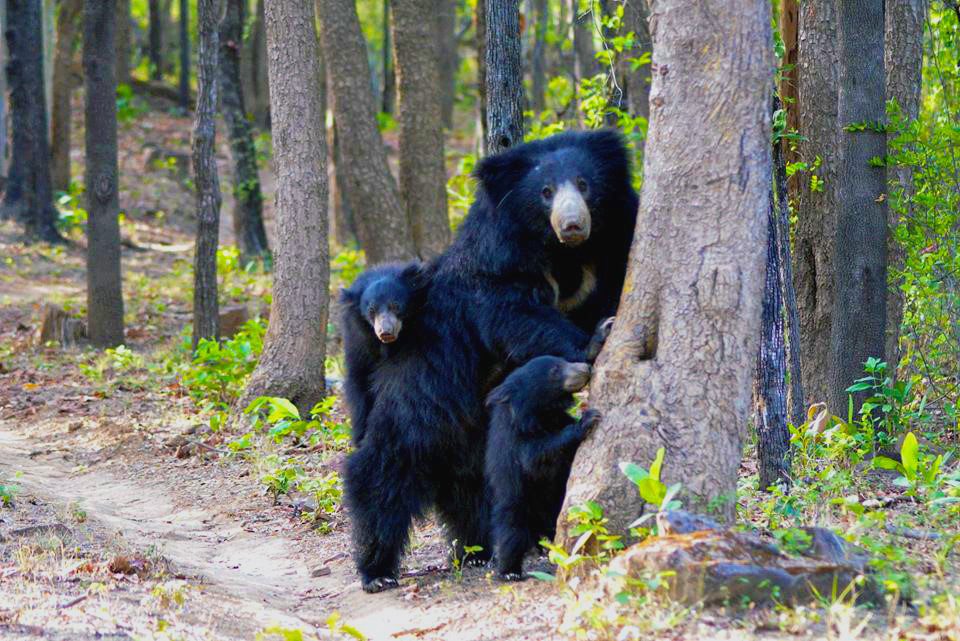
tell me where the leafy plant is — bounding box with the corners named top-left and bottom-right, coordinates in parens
top-left (872, 431), bottom-right (948, 495)
top-left (0, 476), bottom-right (20, 507)
top-left (846, 357), bottom-right (927, 448)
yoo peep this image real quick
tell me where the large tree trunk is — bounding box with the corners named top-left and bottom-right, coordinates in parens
top-left (884, 0), bottom-right (926, 374)
top-left (148, 0), bottom-right (163, 79)
top-left (316, 0), bottom-right (415, 264)
top-left (755, 142), bottom-right (791, 492)
top-left (830, 0), bottom-right (887, 412)
top-left (484, 0), bottom-right (524, 154)
top-left (241, 0), bottom-right (329, 414)
top-left (391, 0), bottom-right (450, 258)
top-left (83, 0), bottom-right (124, 347)
top-left (793, 0), bottom-right (839, 410)
top-left (2, 0), bottom-right (62, 242)
top-left (220, 0), bottom-right (269, 263)
top-left (178, 0), bottom-right (189, 110)
top-left (529, 0), bottom-right (547, 113)
top-left (436, 0), bottom-right (458, 128)
top-left (115, 0), bottom-right (130, 84)
top-left (558, 0), bottom-right (772, 536)
top-left (192, 0), bottom-right (222, 348)
top-left (50, 0), bottom-right (82, 192)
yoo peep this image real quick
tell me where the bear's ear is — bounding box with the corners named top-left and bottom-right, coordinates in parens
top-left (474, 150), bottom-right (535, 206)
top-left (339, 286), bottom-right (357, 305)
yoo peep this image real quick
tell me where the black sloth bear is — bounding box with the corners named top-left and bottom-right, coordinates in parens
top-left (345, 130), bottom-right (635, 593)
top-left (339, 263), bottom-right (429, 447)
top-left (485, 356), bottom-right (600, 580)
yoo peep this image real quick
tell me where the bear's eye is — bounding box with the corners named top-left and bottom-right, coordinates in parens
top-left (388, 303), bottom-right (400, 313)
top-left (576, 177), bottom-right (588, 193)
top-left (366, 306), bottom-right (376, 318)
top-left (541, 186), bottom-right (553, 200)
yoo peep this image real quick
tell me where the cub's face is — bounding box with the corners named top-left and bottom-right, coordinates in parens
top-left (360, 278), bottom-right (411, 344)
top-left (517, 356), bottom-right (593, 399)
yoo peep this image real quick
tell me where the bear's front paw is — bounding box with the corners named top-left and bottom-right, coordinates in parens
top-left (497, 571), bottom-right (526, 582)
top-left (579, 409), bottom-right (602, 435)
top-left (595, 316), bottom-right (615, 342)
top-left (361, 576), bottom-right (399, 593)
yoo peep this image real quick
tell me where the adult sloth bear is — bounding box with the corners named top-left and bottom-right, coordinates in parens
top-left (344, 130), bottom-right (637, 593)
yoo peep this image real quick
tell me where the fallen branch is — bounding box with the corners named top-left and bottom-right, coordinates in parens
top-left (57, 594), bottom-right (88, 610)
top-left (885, 524), bottom-right (942, 541)
top-left (400, 564), bottom-right (449, 579)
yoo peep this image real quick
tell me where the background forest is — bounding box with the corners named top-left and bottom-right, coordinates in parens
top-left (0, 0), bottom-right (958, 640)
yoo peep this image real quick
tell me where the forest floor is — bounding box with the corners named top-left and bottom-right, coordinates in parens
top-left (1, 94), bottom-right (959, 641)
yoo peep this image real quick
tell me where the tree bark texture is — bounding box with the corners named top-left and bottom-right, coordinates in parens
top-left (779, 0), bottom-right (799, 166)
top-left (242, 0), bottom-right (329, 414)
top-left (774, 100), bottom-right (806, 428)
top-left (436, 0), bottom-right (458, 127)
top-left (570, 0), bottom-right (598, 83)
top-left (191, 0), bottom-right (222, 349)
top-left (484, 0), bottom-right (524, 154)
top-left (241, 0), bottom-right (270, 129)
top-left (3, 0), bottom-right (62, 242)
top-left (476, 0), bottom-right (488, 150)
top-left (115, 0), bottom-right (130, 84)
top-left (558, 0), bottom-right (773, 535)
top-left (317, 0), bottom-right (415, 264)
top-left (793, 0), bottom-right (839, 410)
top-left (381, 0), bottom-right (395, 114)
top-left (530, 0), bottom-right (547, 113)
top-left (755, 161), bottom-right (791, 492)
top-left (330, 120), bottom-right (357, 247)
top-left (83, 0), bottom-right (124, 347)
top-left (884, 0), bottom-right (925, 372)
top-left (0, 3), bottom-right (7, 176)
top-left (178, 0), bottom-right (189, 109)
top-left (148, 0), bottom-right (163, 78)
top-left (50, 0), bottom-right (82, 192)
top-left (623, 0), bottom-right (651, 124)
top-left (391, 0), bottom-right (451, 258)
top-left (220, 0), bottom-right (269, 263)
top-left (830, 0), bottom-right (887, 413)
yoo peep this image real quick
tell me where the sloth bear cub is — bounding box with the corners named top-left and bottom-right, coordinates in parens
top-left (484, 355), bottom-right (600, 580)
top-left (339, 262), bottom-right (428, 446)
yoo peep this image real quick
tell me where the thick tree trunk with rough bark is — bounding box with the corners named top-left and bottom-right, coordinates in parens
top-left (148, 0), bottom-right (163, 78)
top-left (558, 0), bottom-right (772, 538)
top-left (115, 0), bottom-right (130, 84)
top-left (220, 0), bottom-right (269, 263)
top-left (755, 162), bottom-right (791, 492)
top-left (191, 0), bottom-right (222, 349)
top-left (50, 0), bottom-right (81, 192)
top-left (241, 0), bottom-right (329, 414)
top-left (793, 0), bottom-right (839, 410)
top-left (317, 0), bottom-right (415, 264)
top-left (436, 0), bottom-right (458, 127)
top-left (391, 0), bottom-right (450, 258)
top-left (3, 0), bottom-right (62, 242)
top-left (178, 0), bottom-right (189, 110)
top-left (484, 0), bottom-right (524, 154)
top-left (83, 0), bottom-right (124, 347)
top-left (830, 0), bottom-right (887, 412)
top-left (530, 0), bottom-right (547, 113)
top-left (884, 0), bottom-right (926, 373)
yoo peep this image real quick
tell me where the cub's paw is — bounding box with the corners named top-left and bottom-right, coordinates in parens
top-left (361, 576), bottom-right (399, 593)
top-left (595, 316), bottom-right (615, 341)
top-left (579, 409), bottom-right (602, 435)
top-left (497, 571), bottom-right (526, 582)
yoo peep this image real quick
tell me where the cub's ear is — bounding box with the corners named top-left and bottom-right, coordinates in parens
top-left (485, 385), bottom-right (512, 409)
top-left (474, 150), bottom-right (535, 207)
top-left (339, 286), bottom-right (357, 305)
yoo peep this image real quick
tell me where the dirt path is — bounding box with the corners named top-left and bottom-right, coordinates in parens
top-left (0, 422), bottom-right (559, 641)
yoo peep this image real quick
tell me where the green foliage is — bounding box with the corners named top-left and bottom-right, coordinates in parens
top-left (541, 500), bottom-right (624, 572)
top-left (241, 396), bottom-right (350, 450)
top-left (331, 248), bottom-right (365, 287)
top-left (55, 181), bottom-right (87, 234)
top-left (116, 83), bottom-right (148, 123)
top-left (845, 357), bottom-right (927, 447)
top-left (0, 475), bottom-right (20, 507)
top-left (873, 431), bottom-right (950, 496)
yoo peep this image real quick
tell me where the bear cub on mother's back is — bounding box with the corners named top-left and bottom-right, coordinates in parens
top-left (339, 263), bottom-right (429, 446)
top-left (485, 355), bottom-right (600, 580)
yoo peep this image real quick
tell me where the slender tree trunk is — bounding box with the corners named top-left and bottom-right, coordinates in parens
top-left (115, 0), bottom-right (130, 84)
top-left (830, 0), bottom-right (887, 413)
top-left (774, 97), bottom-right (805, 428)
top-left (436, 0), bottom-right (458, 128)
top-left (793, 0), bottom-right (839, 410)
top-left (391, 0), bottom-right (450, 258)
top-left (41, 0), bottom-right (52, 115)
top-left (624, 0), bottom-right (650, 127)
top-left (380, 0), bottom-right (394, 115)
top-left (2, 0), bottom-right (62, 242)
top-left (178, 0), bottom-right (189, 110)
top-left (558, 0), bottom-right (772, 535)
top-left (83, 0), bottom-right (124, 346)
top-left (220, 0), bottom-right (269, 262)
top-left (192, 0), bottom-right (222, 348)
top-left (780, 0), bottom-right (799, 168)
top-left (331, 120), bottom-right (357, 247)
top-left (884, 0), bottom-right (926, 373)
top-left (0, 3), bottom-right (7, 177)
top-left (530, 0), bottom-right (547, 113)
top-left (476, 0), bottom-right (487, 152)
top-left (484, 0), bottom-right (524, 154)
top-left (148, 0), bottom-right (163, 78)
top-left (571, 0), bottom-right (597, 83)
top-left (755, 148), bottom-right (791, 492)
top-left (50, 0), bottom-right (82, 192)
top-left (316, 0), bottom-right (415, 264)
top-left (241, 0), bottom-right (329, 414)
